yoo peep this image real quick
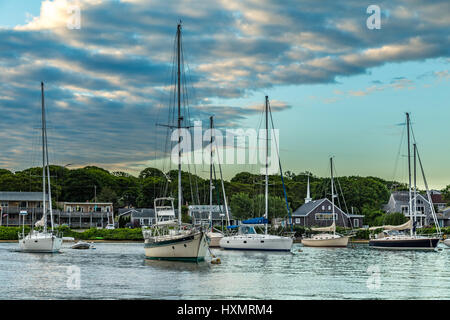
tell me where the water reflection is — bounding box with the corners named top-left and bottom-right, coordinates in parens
top-left (143, 259), bottom-right (211, 272)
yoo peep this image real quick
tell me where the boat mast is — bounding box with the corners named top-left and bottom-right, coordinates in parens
top-left (41, 82), bottom-right (47, 234)
top-left (330, 157), bottom-right (336, 236)
top-left (209, 116), bottom-right (213, 231)
top-left (413, 143), bottom-right (417, 230)
top-left (406, 113), bottom-right (413, 236)
top-left (177, 23), bottom-right (182, 227)
top-left (265, 96), bottom-right (269, 235)
top-left (44, 96), bottom-right (54, 233)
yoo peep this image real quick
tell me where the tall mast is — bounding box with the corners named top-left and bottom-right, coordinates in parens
top-left (406, 113), bottom-right (412, 236)
top-left (177, 23), bottom-right (182, 227)
top-left (330, 157), bottom-right (336, 235)
top-left (264, 96), bottom-right (269, 235)
top-left (44, 93), bottom-right (54, 232)
top-left (209, 116), bottom-right (213, 230)
top-left (41, 82), bottom-right (47, 233)
top-left (413, 143), bottom-right (417, 233)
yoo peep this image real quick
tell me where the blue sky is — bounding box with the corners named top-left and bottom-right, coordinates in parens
top-left (0, 0), bottom-right (449, 188)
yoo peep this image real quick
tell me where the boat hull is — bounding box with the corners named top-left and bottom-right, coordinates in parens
top-left (18, 233), bottom-right (62, 253)
top-left (206, 232), bottom-right (223, 248)
top-left (219, 234), bottom-right (293, 251)
top-left (301, 236), bottom-right (349, 247)
top-left (144, 231), bottom-right (208, 262)
top-left (444, 239), bottom-right (450, 247)
top-left (369, 237), bottom-right (439, 250)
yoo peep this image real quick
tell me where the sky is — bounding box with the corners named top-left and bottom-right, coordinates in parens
top-left (0, 0), bottom-right (449, 188)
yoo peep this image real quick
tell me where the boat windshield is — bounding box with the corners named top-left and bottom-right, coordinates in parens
top-left (239, 226), bottom-right (257, 235)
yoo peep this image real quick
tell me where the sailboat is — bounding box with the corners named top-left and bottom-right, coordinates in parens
top-left (219, 96), bottom-right (293, 251)
top-left (206, 116), bottom-right (231, 247)
top-left (301, 157), bottom-right (349, 247)
top-left (18, 82), bottom-right (63, 253)
top-left (369, 113), bottom-right (441, 250)
top-left (142, 23), bottom-right (209, 262)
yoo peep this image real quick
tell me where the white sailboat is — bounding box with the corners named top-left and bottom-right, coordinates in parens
top-left (143, 198), bottom-right (208, 261)
top-left (142, 23), bottom-right (208, 262)
top-left (369, 113), bottom-right (441, 250)
top-left (220, 96), bottom-right (293, 251)
top-left (18, 82), bottom-right (62, 253)
top-left (301, 158), bottom-right (349, 247)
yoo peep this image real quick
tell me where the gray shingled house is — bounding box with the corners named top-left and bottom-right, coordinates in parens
top-left (292, 198), bottom-right (363, 228)
top-left (382, 191), bottom-right (434, 227)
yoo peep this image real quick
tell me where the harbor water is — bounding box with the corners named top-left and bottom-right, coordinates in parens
top-left (1, 242), bottom-right (449, 299)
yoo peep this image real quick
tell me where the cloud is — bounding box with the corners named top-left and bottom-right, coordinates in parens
top-left (0, 0), bottom-right (449, 174)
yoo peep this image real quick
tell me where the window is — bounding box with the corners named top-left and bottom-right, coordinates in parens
top-left (321, 206), bottom-right (325, 210)
top-left (328, 205), bottom-right (331, 210)
top-left (0, 202), bottom-right (8, 207)
top-left (315, 213), bottom-right (337, 220)
top-left (401, 206), bottom-right (409, 214)
top-left (353, 219), bottom-right (359, 227)
top-left (295, 218), bottom-right (300, 224)
top-left (417, 206), bottom-right (424, 213)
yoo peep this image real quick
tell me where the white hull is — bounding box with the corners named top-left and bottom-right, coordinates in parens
top-left (301, 234), bottom-right (349, 247)
top-left (144, 231), bottom-right (208, 261)
top-left (18, 232), bottom-right (62, 253)
top-left (207, 232), bottom-right (223, 247)
top-left (444, 239), bottom-right (450, 247)
top-left (220, 234), bottom-right (293, 251)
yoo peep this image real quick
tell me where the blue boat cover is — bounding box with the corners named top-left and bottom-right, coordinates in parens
top-left (242, 217), bottom-right (268, 225)
top-left (226, 225), bottom-right (239, 229)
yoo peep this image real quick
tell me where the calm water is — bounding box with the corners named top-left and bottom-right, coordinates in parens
top-left (1, 242), bottom-right (449, 299)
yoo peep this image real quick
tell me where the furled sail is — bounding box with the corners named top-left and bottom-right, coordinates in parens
top-left (35, 215), bottom-right (45, 227)
top-left (311, 221), bottom-right (336, 232)
top-left (368, 219), bottom-right (412, 231)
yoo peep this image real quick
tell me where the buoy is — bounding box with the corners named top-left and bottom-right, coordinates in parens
top-left (211, 258), bottom-right (221, 264)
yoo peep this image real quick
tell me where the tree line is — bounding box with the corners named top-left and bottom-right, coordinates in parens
top-left (0, 166), bottom-right (448, 226)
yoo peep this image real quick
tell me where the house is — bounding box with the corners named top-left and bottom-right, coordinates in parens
top-left (56, 202), bottom-right (114, 229)
top-left (118, 208), bottom-right (156, 227)
top-left (0, 192), bottom-right (114, 229)
top-left (291, 178), bottom-right (363, 228)
top-left (0, 192), bottom-right (49, 226)
top-left (383, 191), bottom-right (435, 227)
top-left (188, 205), bottom-right (234, 227)
top-left (436, 207), bottom-right (450, 227)
top-left (430, 190), bottom-right (447, 212)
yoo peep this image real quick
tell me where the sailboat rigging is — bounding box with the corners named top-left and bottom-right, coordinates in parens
top-left (142, 23), bottom-right (209, 262)
top-left (18, 82), bottom-right (63, 253)
top-left (368, 112), bottom-right (441, 250)
top-left (301, 157), bottom-right (350, 247)
top-left (219, 96), bottom-right (293, 251)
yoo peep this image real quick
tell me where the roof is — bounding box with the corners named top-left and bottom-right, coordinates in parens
top-left (292, 199), bottom-right (327, 216)
top-left (63, 202), bottom-right (112, 205)
top-left (191, 210), bottom-right (231, 220)
top-left (431, 194), bottom-right (445, 204)
top-left (292, 198), bottom-right (363, 218)
top-left (118, 208), bottom-right (176, 218)
top-left (0, 192), bottom-right (48, 202)
top-left (391, 191), bottom-right (429, 203)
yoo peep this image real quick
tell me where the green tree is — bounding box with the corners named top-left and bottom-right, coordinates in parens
top-left (230, 192), bottom-right (253, 220)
